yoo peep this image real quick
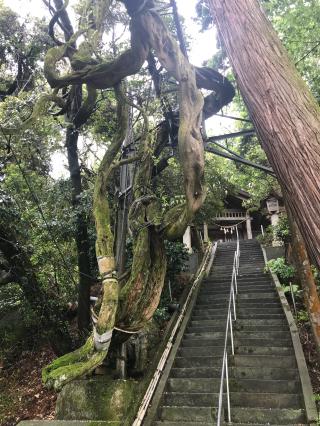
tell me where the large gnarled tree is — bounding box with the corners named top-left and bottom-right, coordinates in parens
top-left (38, 0), bottom-right (234, 389)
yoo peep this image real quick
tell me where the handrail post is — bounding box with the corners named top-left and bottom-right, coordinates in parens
top-left (234, 268), bottom-right (238, 295)
top-left (231, 285), bottom-right (236, 321)
top-left (217, 352), bottom-right (226, 426)
top-left (229, 311), bottom-right (234, 356)
top-left (225, 353), bottom-right (231, 424)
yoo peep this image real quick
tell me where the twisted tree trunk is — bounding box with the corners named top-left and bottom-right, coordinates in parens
top-left (207, 0), bottom-right (320, 269)
top-left (41, 1), bottom-right (234, 390)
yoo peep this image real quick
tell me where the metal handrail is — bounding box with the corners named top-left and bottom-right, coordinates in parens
top-left (216, 231), bottom-right (240, 425)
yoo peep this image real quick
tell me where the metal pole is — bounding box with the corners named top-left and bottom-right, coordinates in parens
top-left (290, 281), bottom-right (297, 316)
top-left (168, 280), bottom-right (173, 302)
top-left (234, 271), bottom-right (238, 295)
top-left (229, 312), bottom-right (234, 356)
top-left (216, 353), bottom-right (226, 426)
top-left (231, 285), bottom-right (236, 321)
top-left (225, 353), bottom-right (231, 424)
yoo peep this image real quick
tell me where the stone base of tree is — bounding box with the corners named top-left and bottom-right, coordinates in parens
top-left (55, 378), bottom-right (140, 425)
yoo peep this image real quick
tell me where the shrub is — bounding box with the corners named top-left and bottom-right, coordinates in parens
top-left (266, 257), bottom-right (295, 282)
top-left (256, 225), bottom-right (274, 246)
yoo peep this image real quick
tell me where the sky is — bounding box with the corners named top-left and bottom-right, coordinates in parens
top-left (3, 0), bottom-right (237, 177)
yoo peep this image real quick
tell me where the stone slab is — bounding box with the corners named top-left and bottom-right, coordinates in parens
top-left (55, 377), bottom-right (139, 424)
top-left (19, 422), bottom-right (119, 425)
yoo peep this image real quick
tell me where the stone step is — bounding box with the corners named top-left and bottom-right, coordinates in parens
top-left (235, 345), bottom-right (293, 356)
top-left (179, 344), bottom-right (293, 357)
top-left (170, 366), bottom-right (221, 378)
top-left (174, 354), bottom-right (296, 369)
top-left (205, 277), bottom-right (271, 283)
top-left (230, 407), bottom-right (306, 424)
top-left (236, 314), bottom-right (286, 320)
top-left (199, 289), bottom-right (273, 296)
top-left (238, 292), bottom-right (277, 300)
top-left (184, 327), bottom-right (227, 336)
top-left (233, 366), bottom-right (299, 380)
top-left (193, 307), bottom-right (283, 316)
top-left (154, 422), bottom-right (213, 426)
top-left (240, 298), bottom-right (282, 306)
top-left (198, 288), bottom-right (277, 296)
top-left (174, 356), bottom-right (223, 368)
top-left (158, 405), bottom-right (306, 424)
top-left (181, 337), bottom-right (227, 347)
top-left (194, 303), bottom-right (281, 311)
top-left (230, 378), bottom-right (301, 394)
top-left (194, 303), bottom-right (280, 311)
top-left (195, 301), bottom-right (280, 309)
top-left (223, 424), bottom-right (307, 426)
top-left (192, 311), bottom-right (285, 320)
top-left (162, 391), bottom-right (302, 408)
top-left (158, 406), bottom-right (216, 422)
top-left (170, 366), bottom-right (298, 380)
top-left (154, 422), bottom-right (307, 426)
top-left (166, 377), bottom-right (301, 394)
top-left (235, 323), bottom-right (288, 331)
top-left (184, 330), bottom-right (289, 340)
top-left (237, 300), bottom-right (280, 306)
top-left (200, 283), bottom-right (274, 291)
top-left (190, 319), bottom-right (287, 327)
top-left (234, 354), bottom-right (296, 368)
top-left (206, 274), bottom-right (270, 280)
top-left (178, 346), bottom-right (225, 357)
top-left (193, 301), bottom-right (230, 307)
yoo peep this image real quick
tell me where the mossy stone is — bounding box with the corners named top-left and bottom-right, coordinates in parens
top-left (56, 377), bottom-right (139, 425)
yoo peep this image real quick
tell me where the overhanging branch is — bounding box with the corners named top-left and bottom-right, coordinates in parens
top-left (206, 128), bottom-right (256, 142)
top-left (204, 144), bottom-right (275, 175)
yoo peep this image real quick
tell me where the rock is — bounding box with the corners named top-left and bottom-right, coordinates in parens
top-left (56, 377), bottom-right (140, 425)
top-left (19, 422), bottom-right (117, 425)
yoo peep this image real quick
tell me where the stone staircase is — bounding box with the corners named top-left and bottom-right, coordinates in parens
top-left (149, 239), bottom-right (313, 425)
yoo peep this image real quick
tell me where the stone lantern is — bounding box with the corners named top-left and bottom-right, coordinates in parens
top-left (266, 197), bottom-right (280, 227)
top-left (266, 197), bottom-right (279, 214)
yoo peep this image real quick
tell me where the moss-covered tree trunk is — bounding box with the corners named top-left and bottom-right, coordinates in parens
top-left (42, 0), bottom-right (234, 389)
top-left (207, 0), bottom-right (320, 269)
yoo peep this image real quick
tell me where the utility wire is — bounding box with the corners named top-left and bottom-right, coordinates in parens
top-left (214, 113), bottom-right (252, 123)
top-left (295, 41), bottom-right (320, 65)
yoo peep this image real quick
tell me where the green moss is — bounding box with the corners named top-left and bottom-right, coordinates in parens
top-left (56, 377), bottom-right (141, 425)
top-left (42, 337), bottom-right (108, 391)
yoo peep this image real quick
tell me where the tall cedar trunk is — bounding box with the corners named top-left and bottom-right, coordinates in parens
top-left (207, 0), bottom-right (320, 269)
top-left (286, 207), bottom-right (320, 353)
top-left (66, 85), bottom-right (93, 333)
